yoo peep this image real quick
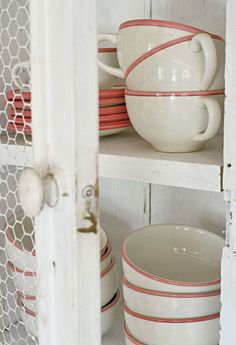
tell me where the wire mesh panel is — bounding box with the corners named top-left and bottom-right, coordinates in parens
top-left (0, 0), bottom-right (37, 343)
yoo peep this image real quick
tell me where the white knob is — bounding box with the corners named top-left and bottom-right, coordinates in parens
top-left (18, 168), bottom-right (58, 217)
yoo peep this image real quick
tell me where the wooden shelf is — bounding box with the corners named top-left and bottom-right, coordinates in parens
top-left (1, 130), bottom-right (223, 192)
top-left (100, 129), bottom-right (223, 192)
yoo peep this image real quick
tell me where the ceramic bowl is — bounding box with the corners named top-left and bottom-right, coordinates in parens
top-left (125, 90), bottom-right (224, 153)
top-left (122, 224), bottom-right (224, 293)
top-left (124, 322), bottom-right (145, 345)
top-left (122, 276), bottom-right (221, 318)
top-left (18, 289), bottom-right (120, 339)
top-left (6, 215), bottom-right (107, 271)
top-left (101, 255), bottom-right (117, 307)
top-left (5, 213), bottom-right (35, 271)
top-left (101, 242), bottom-right (112, 272)
top-left (98, 48), bottom-right (124, 89)
top-left (124, 303), bottom-right (220, 345)
top-left (102, 289), bottom-right (120, 336)
top-left (125, 35), bottom-right (224, 91)
top-left (7, 261), bottom-right (36, 296)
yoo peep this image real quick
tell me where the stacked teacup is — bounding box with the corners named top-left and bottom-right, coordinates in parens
top-left (5, 213), bottom-right (119, 338)
top-left (98, 19), bottom-right (225, 152)
top-left (121, 224), bottom-right (224, 345)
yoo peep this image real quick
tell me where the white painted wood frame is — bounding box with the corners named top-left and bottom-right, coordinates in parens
top-left (30, 1), bottom-right (100, 345)
top-left (221, 0), bottom-right (236, 344)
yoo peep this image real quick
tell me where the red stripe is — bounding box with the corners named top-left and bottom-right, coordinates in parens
top-left (101, 289), bottom-right (120, 312)
top-left (119, 19), bottom-right (224, 42)
top-left (7, 261), bottom-right (35, 277)
top-left (101, 255), bottom-right (116, 278)
top-left (99, 48), bottom-right (117, 53)
top-left (124, 303), bottom-right (220, 323)
top-left (125, 89), bottom-right (225, 97)
top-left (122, 276), bottom-right (220, 298)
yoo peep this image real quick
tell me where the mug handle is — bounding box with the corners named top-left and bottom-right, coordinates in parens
top-left (97, 34), bottom-right (124, 79)
top-left (12, 61), bottom-right (30, 91)
top-left (193, 97), bottom-right (221, 142)
top-left (190, 33), bottom-right (217, 91)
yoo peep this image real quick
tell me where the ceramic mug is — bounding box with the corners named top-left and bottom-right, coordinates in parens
top-left (125, 89), bottom-right (224, 153)
top-left (98, 48), bottom-right (124, 89)
top-left (12, 61), bottom-right (30, 91)
top-left (98, 19), bottom-right (222, 91)
top-left (125, 35), bottom-right (224, 91)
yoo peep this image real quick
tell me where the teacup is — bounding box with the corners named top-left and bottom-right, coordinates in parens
top-left (98, 19), bottom-right (223, 91)
top-left (125, 36), bottom-right (224, 91)
top-left (98, 48), bottom-right (124, 89)
top-left (125, 89), bottom-right (224, 153)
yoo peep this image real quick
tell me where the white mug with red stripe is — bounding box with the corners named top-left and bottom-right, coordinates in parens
top-left (98, 19), bottom-right (224, 91)
top-left (125, 89), bottom-right (223, 153)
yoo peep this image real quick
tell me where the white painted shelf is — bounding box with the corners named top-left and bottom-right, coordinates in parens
top-left (100, 129), bottom-right (223, 192)
top-left (0, 130), bottom-right (223, 192)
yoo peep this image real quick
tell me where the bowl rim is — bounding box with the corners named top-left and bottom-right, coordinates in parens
top-left (124, 302), bottom-right (220, 323)
top-left (124, 322), bottom-right (146, 345)
top-left (7, 261), bottom-right (36, 277)
top-left (121, 223), bottom-right (224, 287)
top-left (102, 289), bottom-right (120, 313)
top-left (125, 89), bottom-right (225, 98)
top-left (101, 241), bottom-right (112, 262)
top-left (101, 254), bottom-right (116, 278)
top-left (122, 276), bottom-right (221, 298)
top-left (125, 33), bottom-right (224, 79)
top-left (119, 19), bottom-right (223, 41)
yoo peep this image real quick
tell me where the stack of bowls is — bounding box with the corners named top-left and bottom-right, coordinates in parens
top-left (98, 19), bottom-right (225, 152)
top-left (121, 224), bottom-right (224, 345)
top-left (98, 48), bottom-right (132, 137)
top-left (5, 213), bottom-right (119, 337)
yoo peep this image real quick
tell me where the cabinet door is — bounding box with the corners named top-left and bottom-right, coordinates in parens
top-left (0, 0), bottom-right (100, 344)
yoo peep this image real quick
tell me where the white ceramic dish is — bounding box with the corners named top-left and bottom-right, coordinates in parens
top-left (122, 224), bottom-right (224, 293)
top-left (124, 322), bottom-right (146, 345)
top-left (5, 213), bottom-right (35, 271)
top-left (101, 242), bottom-right (112, 272)
top-left (18, 292), bottom-right (37, 314)
top-left (101, 255), bottom-right (117, 307)
top-left (98, 48), bottom-right (120, 89)
top-left (18, 289), bottom-right (120, 339)
top-left (102, 289), bottom-right (120, 336)
top-left (125, 90), bottom-right (223, 153)
top-left (99, 127), bottom-right (130, 137)
top-left (125, 36), bottom-right (224, 91)
top-left (124, 303), bottom-right (220, 345)
top-left (122, 276), bottom-right (221, 318)
top-left (100, 226), bottom-right (109, 256)
top-left (98, 19), bottom-right (223, 91)
top-left (7, 261), bottom-right (36, 296)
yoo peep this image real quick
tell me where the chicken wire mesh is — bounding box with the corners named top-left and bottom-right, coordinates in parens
top-left (0, 0), bottom-right (37, 343)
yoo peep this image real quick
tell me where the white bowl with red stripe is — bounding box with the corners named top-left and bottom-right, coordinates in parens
top-left (122, 224), bottom-right (224, 293)
top-left (98, 19), bottom-right (223, 91)
top-left (125, 35), bottom-right (224, 91)
top-left (5, 214), bottom-right (108, 271)
top-left (122, 276), bottom-right (220, 318)
top-left (125, 90), bottom-right (223, 153)
top-left (124, 303), bottom-right (220, 345)
top-left (7, 261), bottom-right (36, 296)
top-left (102, 289), bottom-right (120, 335)
top-left (101, 255), bottom-right (117, 307)
top-left (18, 289), bottom-right (120, 338)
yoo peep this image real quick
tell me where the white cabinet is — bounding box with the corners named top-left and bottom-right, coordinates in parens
top-left (0, 0), bottom-right (235, 345)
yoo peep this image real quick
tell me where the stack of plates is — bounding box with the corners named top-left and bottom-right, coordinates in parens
top-left (6, 90), bottom-right (31, 135)
top-left (6, 88), bottom-right (132, 137)
top-left (99, 88), bottom-right (132, 137)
